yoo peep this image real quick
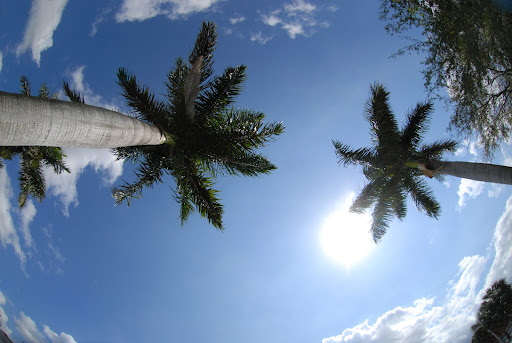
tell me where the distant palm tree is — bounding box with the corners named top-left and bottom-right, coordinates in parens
top-left (111, 21), bottom-right (284, 228)
top-left (0, 76), bottom-right (70, 208)
top-left (333, 83), bottom-right (512, 242)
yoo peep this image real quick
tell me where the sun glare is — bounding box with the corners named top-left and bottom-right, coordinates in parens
top-left (320, 195), bottom-right (375, 268)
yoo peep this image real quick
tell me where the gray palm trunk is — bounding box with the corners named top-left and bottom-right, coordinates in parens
top-left (430, 160), bottom-right (512, 185)
top-left (0, 91), bottom-right (165, 148)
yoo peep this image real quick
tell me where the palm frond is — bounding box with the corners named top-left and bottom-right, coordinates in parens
top-left (401, 101), bottom-right (433, 148)
top-left (365, 82), bottom-right (400, 150)
top-left (333, 141), bottom-right (376, 167)
top-left (173, 160), bottom-right (223, 229)
top-left (202, 150), bottom-right (277, 177)
top-left (20, 76), bottom-right (30, 96)
top-left (419, 139), bottom-right (458, 162)
top-left (197, 65), bottom-right (247, 120)
top-left (63, 81), bottom-right (85, 103)
top-left (39, 84), bottom-right (50, 98)
top-left (350, 178), bottom-right (381, 213)
top-left (165, 57), bottom-right (188, 120)
top-left (370, 194), bottom-right (393, 243)
top-left (112, 159), bottom-right (164, 206)
top-left (117, 68), bottom-right (168, 129)
top-left (406, 175), bottom-right (440, 218)
top-left (40, 147), bottom-right (70, 173)
top-left (188, 21), bottom-right (217, 84)
top-left (18, 151), bottom-right (46, 208)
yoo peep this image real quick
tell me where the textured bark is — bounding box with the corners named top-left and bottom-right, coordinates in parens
top-left (431, 160), bottom-right (512, 185)
top-left (0, 91), bottom-right (165, 148)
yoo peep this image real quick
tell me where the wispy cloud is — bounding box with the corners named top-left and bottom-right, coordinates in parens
top-left (323, 192), bottom-right (512, 343)
top-left (229, 16), bottom-right (246, 24)
top-left (0, 51), bottom-right (3, 73)
top-left (284, 0), bottom-right (316, 14)
top-left (16, 0), bottom-right (69, 66)
top-left (259, 0), bottom-right (331, 39)
top-left (116, 0), bottom-right (220, 22)
top-left (250, 32), bottom-right (273, 45)
top-left (0, 168), bottom-right (27, 270)
top-left (90, 7), bottom-right (112, 37)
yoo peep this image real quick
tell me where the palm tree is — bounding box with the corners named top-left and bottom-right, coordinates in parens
top-left (333, 83), bottom-right (512, 242)
top-left (0, 22), bottom-right (283, 228)
top-left (0, 76), bottom-right (70, 208)
top-left (111, 21), bottom-right (284, 229)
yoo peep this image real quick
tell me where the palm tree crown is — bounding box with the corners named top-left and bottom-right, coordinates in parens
top-left (333, 83), bottom-right (457, 242)
top-left (111, 22), bottom-right (284, 229)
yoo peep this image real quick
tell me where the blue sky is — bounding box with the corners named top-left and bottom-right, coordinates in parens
top-left (0, 0), bottom-right (511, 342)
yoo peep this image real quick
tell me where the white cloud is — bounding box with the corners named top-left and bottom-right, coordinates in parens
top-left (250, 32), bottom-right (273, 45)
top-left (323, 192), bottom-right (512, 343)
top-left (284, 0), bottom-right (316, 14)
top-left (229, 16), bottom-right (246, 25)
top-left (483, 195), bottom-right (512, 288)
top-left (282, 23), bottom-right (305, 39)
top-left (16, 0), bottom-right (69, 66)
top-left (260, 0), bottom-right (329, 39)
top-left (0, 290), bottom-right (12, 336)
top-left (322, 255), bottom-right (486, 343)
top-left (45, 147), bottom-right (123, 216)
top-left (116, 0), bottom-right (220, 22)
top-left (15, 313), bottom-right (47, 343)
top-left (15, 313), bottom-right (76, 343)
top-left (0, 168), bottom-right (27, 269)
top-left (20, 200), bottom-right (37, 250)
top-left (0, 51), bottom-right (3, 73)
top-left (262, 13), bottom-right (282, 27)
top-left (44, 325), bottom-right (77, 343)
top-left (457, 179), bottom-right (484, 208)
top-left (90, 8), bottom-right (112, 37)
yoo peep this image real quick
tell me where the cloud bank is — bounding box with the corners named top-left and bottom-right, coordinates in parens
top-left (322, 192), bottom-right (512, 343)
top-left (14, 312), bottom-right (77, 343)
top-left (116, 0), bottom-right (220, 22)
top-left (16, 0), bottom-right (69, 66)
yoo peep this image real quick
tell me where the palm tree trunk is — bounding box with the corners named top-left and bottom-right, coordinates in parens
top-left (431, 160), bottom-right (512, 185)
top-left (0, 91), bottom-right (165, 148)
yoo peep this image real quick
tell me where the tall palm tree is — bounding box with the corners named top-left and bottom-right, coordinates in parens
top-left (0, 22), bottom-right (283, 228)
top-left (333, 83), bottom-right (512, 242)
top-left (0, 76), bottom-right (70, 208)
top-left (112, 21), bottom-right (284, 229)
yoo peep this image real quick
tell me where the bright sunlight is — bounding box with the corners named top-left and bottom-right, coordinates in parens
top-left (320, 193), bottom-right (375, 268)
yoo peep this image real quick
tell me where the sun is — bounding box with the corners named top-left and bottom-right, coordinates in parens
top-left (320, 194), bottom-right (375, 268)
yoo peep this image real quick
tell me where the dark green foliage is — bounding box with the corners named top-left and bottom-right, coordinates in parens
top-left (333, 83), bottom-right (457, 242)
top-left (63, 81), bottom-right (84, 103)
top-left (380, 0), bottom-right (512, 158)
top-left (471, 279), bottom-right (512, 343)
top-left (112, 21), bottom-right (284, 229)
top-left (0, 77), bottom-right (70, 208)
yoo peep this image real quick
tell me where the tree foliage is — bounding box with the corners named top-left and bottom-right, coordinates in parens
top-left (380, 0), bottom-right (512, 158)
top-left (471, 279), bottom-right (512, 342)
top-left (333, 83), bottom-right (457, 242)
top-left (0, 76), bottom-right (70, 208)
top-left (111, 22), bottom-right (284, 229)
